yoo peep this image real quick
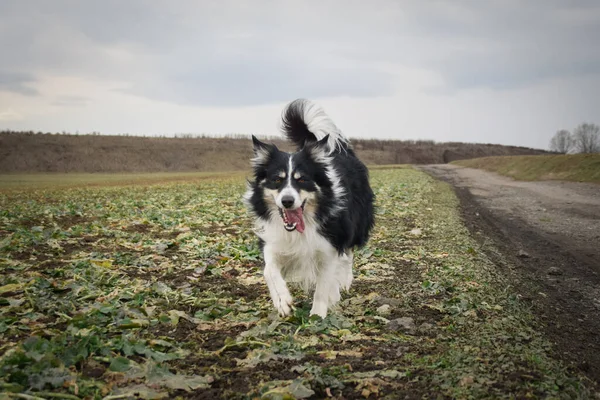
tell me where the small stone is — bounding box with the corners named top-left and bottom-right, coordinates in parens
top-left (418, 322), bottom-right (435, 333)
top-left (155, 242), bottom-right (169, 254)
top-left (548, 267), bottom-right (563, 276)
top-left (395, 346), bottom-right (410, 357)
top-left (459, 376), bottom-right (475, 386)
top-left (376, 304), bottom-right (392, 316)
top-left (517, 250), bottom-right (530, 258)
top-left (409, 228), bottom-right (422, 236)
top-left (374, 296), bottom-right (402, 307)
top-left (386, 317), bottom-right (416, 334)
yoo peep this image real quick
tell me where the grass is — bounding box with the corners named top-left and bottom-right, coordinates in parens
top-left (453, 153), bottom-right (600, 183)
top-left (0, 167), bottom-right (590, 399)
top-left (0, 171), bottom-right (244, 191)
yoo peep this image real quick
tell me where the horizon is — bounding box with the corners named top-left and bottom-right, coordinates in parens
top-left (0, 129), bottom-right (548, 150)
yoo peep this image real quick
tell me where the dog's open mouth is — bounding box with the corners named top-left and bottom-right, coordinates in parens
top-left (278, 200), bottom-right (306, 233)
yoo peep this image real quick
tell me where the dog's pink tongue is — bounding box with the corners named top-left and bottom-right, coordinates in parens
top-left (285, 208), bottom-right (305, 233)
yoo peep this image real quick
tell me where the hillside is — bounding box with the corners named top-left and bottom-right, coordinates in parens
top-left (454, 154), bottom-right (600, 183)
top-left (0, 131), bottom-right (549, 173)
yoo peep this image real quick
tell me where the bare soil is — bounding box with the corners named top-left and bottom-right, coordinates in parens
top-left (419, 164), bottom-right (600, 387)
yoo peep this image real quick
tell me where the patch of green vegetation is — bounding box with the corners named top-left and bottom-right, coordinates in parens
top-left (0, 169), bottom-right (589, 398)
top-left (454, 153), bottom-right (600, 183)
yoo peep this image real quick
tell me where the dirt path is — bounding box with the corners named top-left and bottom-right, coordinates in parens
top-left (419, 164), bottom-right (600, 387)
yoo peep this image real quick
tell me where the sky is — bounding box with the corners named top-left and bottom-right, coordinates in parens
top-left (1, 1), bottom-right (599, 149)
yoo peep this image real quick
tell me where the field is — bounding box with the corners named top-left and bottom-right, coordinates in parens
top-left (0, 168), bottom-right (590, 399)
top-left (0, 172), bottom-right (231, 191)
top-left (454, 153), bottom-right (600, 183)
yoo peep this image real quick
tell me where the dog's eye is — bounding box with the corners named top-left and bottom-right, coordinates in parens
top-left (298, 177), bottom-right (305, 183)
top-left (273, 178), bottom-right (282, 184)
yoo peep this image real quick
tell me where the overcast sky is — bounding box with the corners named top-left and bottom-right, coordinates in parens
top-left (1, 1), bottom-right (599, 149)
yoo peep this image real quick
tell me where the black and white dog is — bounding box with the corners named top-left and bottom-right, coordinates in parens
top-left (244, 99), bottom-right (375, 318)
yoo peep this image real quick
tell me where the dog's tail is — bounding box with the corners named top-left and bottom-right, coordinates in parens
top-left (280, 99), bottom-right (350, 154)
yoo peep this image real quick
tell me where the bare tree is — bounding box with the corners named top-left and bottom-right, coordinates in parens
top-left (572, 123), bottom-right (600, 153)
top-left (549, 129), bottom-right (573, 153)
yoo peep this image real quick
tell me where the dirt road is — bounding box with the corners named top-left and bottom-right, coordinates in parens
top-left (419, 164), bottom-right (600, 387)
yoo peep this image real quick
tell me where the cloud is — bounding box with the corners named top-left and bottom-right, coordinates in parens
top-left (401, 1), bottom-right (600, 90)
top-left (0, 71), bottom-right (38, 96)
top-left (52, 96), bottom-right (90, 107)
top-left (0, 1), bottom-right (398, 106)
top-left (2, 1), bottom-right (599, 105)
top-left (125, 57), bottom-right (395, 107)
top-left (0, 108), bottom-right (24, 121)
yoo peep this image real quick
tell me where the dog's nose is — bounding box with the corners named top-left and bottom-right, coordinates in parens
top-left (281, 195), bottom-right (294, 209)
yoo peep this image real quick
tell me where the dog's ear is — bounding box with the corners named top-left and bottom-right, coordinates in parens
top-left (252, 135), bottom-right (267, 152)
top-left (251, 135), bottom-right (277, 168)
top-left (252, 135), bottom-right (279, 154)
top-left (252, 135), bottom-right (278, 152)
top-left (300, 135), bottom-right (328, 150)
top-left (316, 134), bottom-right (330, 148)
top-left (304, 134), bottom-right (331, 162)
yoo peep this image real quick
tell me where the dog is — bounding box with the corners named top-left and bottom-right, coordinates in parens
top-left (244, 99), bottom-right (375, 318)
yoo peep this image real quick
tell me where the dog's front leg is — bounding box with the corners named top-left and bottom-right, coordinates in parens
top-left (310, 260), bottom-right (340, 319)
top-left (263, 246), bottom-right (293, 317)
top-left (339, 250), bottom-right (354, 291)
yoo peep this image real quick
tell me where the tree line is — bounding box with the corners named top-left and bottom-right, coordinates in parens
top-left (549, 123), bottom-right (600, 153)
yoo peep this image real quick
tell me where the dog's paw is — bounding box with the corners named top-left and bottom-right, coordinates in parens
top-left (340, 275), bottom-right (353, 292)
top-left (309, 301), bottom-right (328, 319)
top-left (273, 291), bottom-right (294, 317)
top-left (337, 262), bottom-right (354, 291)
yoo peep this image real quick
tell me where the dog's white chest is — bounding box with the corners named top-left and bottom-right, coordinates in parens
top-left (256, 218), bottom-right (335, 290)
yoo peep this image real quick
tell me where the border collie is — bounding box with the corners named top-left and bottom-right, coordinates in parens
top-left (244, 99), bottom-right (375, 318)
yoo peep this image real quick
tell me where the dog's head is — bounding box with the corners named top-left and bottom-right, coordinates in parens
top-left (247, 135), bottom-right (339, 233)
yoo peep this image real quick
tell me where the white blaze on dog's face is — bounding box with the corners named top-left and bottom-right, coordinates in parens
top-left (259, 154), bottom-right (320, 233)
top-left (250, 136), bottom-right (329, 234)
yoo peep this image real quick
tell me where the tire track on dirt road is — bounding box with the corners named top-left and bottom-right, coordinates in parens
top-left (419, 164), bottom-right (600, 388)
